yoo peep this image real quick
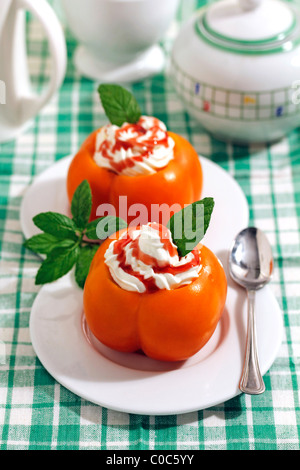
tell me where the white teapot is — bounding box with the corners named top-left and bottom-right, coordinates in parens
top-left (0, 0), bottom-right (67, 143)
top-left (170, 0), bottom-right (300, 144)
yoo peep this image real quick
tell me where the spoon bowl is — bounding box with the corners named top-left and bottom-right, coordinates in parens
top-left (229, 227), bottom-right (274, 395)
top-left (230, 227), bottom-right (274, 290)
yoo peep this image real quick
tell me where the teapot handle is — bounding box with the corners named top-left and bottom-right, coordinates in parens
top-left (239, 0), bottom-right (263, 11)
top-left (7, 0), bottom-right (67, 125)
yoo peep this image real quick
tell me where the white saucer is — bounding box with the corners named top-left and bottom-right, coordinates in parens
top-left (21, 154), bottom-right (283, 415)
top-left (74, 45), bottom-right (165, 83)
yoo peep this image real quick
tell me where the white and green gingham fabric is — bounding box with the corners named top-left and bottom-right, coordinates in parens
top-left (0, 0), bottom-right (299, 450)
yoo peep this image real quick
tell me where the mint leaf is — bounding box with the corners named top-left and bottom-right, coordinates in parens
top-left (75, 245), bottom-right (99, 288)
top-left (86, 216), bottom-right (128, 241)
top-left (33, 212), bottom-right (78, 241)
top-left (24, 233), bottom-right (76, 255)
top-left (98, 84), bottom-right (141, 126)
top-left (168, 198), bottom-right (215, 257)
top-left (35, 244), bottom-right (80, 285)
top-left (85, 218), bottom-right (102, 240)
top-left (71, 180), bottom-right (92, 230)
top-left (29, 179), bottom-right (130, 289)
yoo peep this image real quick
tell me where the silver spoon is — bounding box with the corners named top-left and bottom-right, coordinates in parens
top-left (229, 227), bottom-right (273, 395)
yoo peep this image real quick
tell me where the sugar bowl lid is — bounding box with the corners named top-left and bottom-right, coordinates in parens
top-left (196, 0), bottom-right (300, 54)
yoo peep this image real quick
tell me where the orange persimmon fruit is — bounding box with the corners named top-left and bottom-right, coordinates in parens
top-left (66, 131), bottom-right (203, 224)
top-left (83, 230), bottom-right (227, 363)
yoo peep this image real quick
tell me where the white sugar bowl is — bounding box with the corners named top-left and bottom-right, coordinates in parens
top-left (170, 0), bottom-right (300, 144)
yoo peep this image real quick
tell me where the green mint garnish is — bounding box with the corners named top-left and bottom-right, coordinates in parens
top-left (70, 179), bottom-right (92, 230)
top-left (98, 84), bottom-right (142, 127)
top-left (168, 198), bottom-right (215, 257)
top-left (24, 180), bottom-right (128, 289)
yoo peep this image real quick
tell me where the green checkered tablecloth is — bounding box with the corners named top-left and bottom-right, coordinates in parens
top-left (0, 0), bottom-right (300, 451)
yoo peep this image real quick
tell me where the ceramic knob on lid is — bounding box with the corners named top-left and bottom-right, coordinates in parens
top-left (204, 0), bottom-right (296, 46)
top-left (239, 0), bottom-right (262, 11)
top-left (170, 0), bottom-right (300, 144)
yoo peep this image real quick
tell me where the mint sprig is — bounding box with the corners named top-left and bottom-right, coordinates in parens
top-left (98, 84), bottom-right (142, 127)
top-left (168, 198), bottom-right (215, 257)
top-left (24, 180), bottom-right (128, 288)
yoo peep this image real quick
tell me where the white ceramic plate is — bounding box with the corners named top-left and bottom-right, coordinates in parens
top-left (29, 274), bottom-right (282, 416)
top-left (22, 155), bottom-right (283, 415)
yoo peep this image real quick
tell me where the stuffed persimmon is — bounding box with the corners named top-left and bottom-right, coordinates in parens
top-left (67, 85), bottom-right (203, 225)
top-left (83, 222), bottom-right (227, 362)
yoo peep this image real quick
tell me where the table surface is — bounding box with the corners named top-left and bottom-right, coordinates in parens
top-left (0, 0), bottom-right (299, 450)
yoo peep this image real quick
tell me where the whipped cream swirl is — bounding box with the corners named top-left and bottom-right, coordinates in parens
top-left (104, 223), bottom-right (202, 293)
top-left (94, 116), bottom-right (175, 176)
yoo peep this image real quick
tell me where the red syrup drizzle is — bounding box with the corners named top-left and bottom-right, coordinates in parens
top-left (113, 223), bottom-right (200, 293)
top-left (98, 117), bottom-right (170, 174)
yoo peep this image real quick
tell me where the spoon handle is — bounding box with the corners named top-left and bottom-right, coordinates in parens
top-left (239, 290), bottom-right (265, 395)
